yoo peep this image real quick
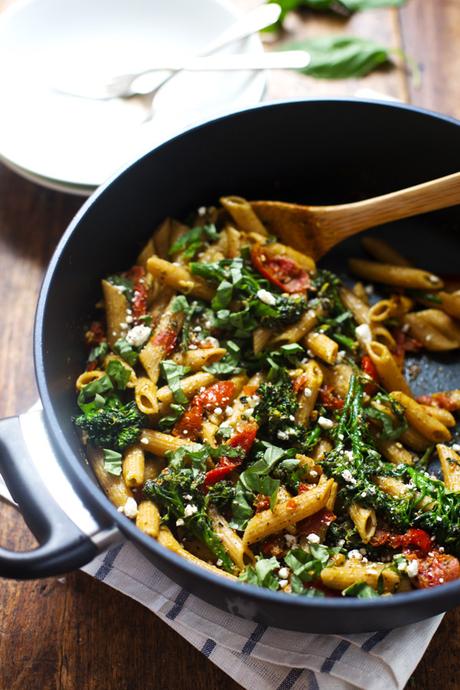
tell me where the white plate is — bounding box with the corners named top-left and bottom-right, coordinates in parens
top-left (0, 0), bottom-right (265, 193)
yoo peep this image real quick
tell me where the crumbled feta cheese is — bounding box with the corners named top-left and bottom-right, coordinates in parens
top-left (341, 469), bottom-right (356, 485)
top-left (201, 336), bottom-right (220, 348)
top-left (277, 430), bottom-right (289, 441)
top-left (216, 558), bottom-right (223, 566)
top-left (406, 559), bottom-right (419, 578)
top-left (256, 288), bottom-right (277, 306)
top-left (176, 518), bottom-right (185, 527)
top-left (140, 437), bottom-right (149, 445)
top-left (285, 534), bottom-right (298, 547)
top-left (189, 344), bottom-right (198, 350)
top-left (278, 567), bottom-right (290, 579)
top-left (214, 407), bottom-right (223, 415)
top-left (355, 323), bottom-right (372, 346)
top-left (198, 206), bottom-right (206, 216)
top-left (225, 406), bottom-right (233, 416)
top-left (184, 504), bottom-right (198, 518)
top-left (303, 387), bottom-right (312, 398)
top-left (348, 549), bottom-right (363, 560)
top-left (193, 326), bottom-right (202, 332)
top-left (123, 497), bottom-right (138, 519)
top-left (307, 533), bottom-right (320, 544)
top-left (428, 274), bottom-right (440, 284)
top-left (318, 416), bottom-right (334, 430)
top-left (310, 470), bottom-right (318, 478)
top-left (126, 324), bottom-right (151, 348)
top-left (452, 444), bottom-right (460, 452)
top-left (401, 323), bottom-right (410, 333)
top-left (337, 539), bottom-right (345, 547)
top-left (344, 450), bottom-right (354, 461)
top-left (337, 350), bottom-right (346, 362)
top-left (279, 579), bottom-right (289, 588)
top-left (364, 284), bottom-right (374, 295)
top-left (184, 495), bottom-right (192, 501)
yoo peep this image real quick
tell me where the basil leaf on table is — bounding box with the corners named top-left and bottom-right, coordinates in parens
top-left (283, 36), bottom-right (391, 78)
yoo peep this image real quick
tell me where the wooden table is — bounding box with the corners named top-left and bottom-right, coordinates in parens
top-left (0, 1), bottom-right (459, 688)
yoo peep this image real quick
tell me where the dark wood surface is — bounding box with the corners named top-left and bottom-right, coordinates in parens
top-left (0, 1), bottom-right (459, 688)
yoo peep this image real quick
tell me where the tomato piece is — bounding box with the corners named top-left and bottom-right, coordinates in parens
top-left (254, 494), bottom-right (270, 513)
top-left (172, 403), bottom-right (203, 441)
top-left (85, 321), bottom-right (106, 346)
top-left (361, 355), bottom-right (379, 382)
top-left (250, 244), bottom-right (310, 294)
top-left (292, 372), bottom-right (309, 395)
top-left (194, 380), bottom-right (236, 412)
top-left (319, 385), bottom-right (344, 411)
top-left (126, 265), bottom-right (149, 320)
top-left (203, 464), bottom-right (235, 486)
top-left (297, 508), bottom-right (336, 540)
top-left (152, 328), bottom-right (178, 355)
top-left (261, 535), bottom-right (286, 558)
top-left (417, 551), bottom-right (460, 588)
top-left (392, 329), bottom-right (423, 367)
top-left (370, 528), bottom-right (432, 554)
top-left (297, 483), bottom-right (311, 494)
top-left (416, 393), bottom-right (458, 412)
top-left (227, 423), bottom-right (258, 453)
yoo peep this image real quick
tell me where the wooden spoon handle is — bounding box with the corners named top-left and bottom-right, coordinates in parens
top-left (322, 171), bottom-right (460, 240)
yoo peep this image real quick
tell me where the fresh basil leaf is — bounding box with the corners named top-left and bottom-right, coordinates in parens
top-left (283, 35), bottom-right (391, 79)
top-left (103, 448), bottom-right (123, 476)
top-left (113, 338), bottom-right (139, 366)
top-left (165, 443), bottom-right (206, 471)
top-left (230, 483), bottom-right (254, 530)
top-left (171, 295), bottom-right (190, 313)
top-left (254, 557), bottom-right (281, 590)
top-left (88, 341), bottom-right (109, 363)
top-left (169, 224), bottom-right (218, 258)
top-left (160, 360), bottom-right (191, 405)
top-left (106, 359), bottom-right (131, 390)
top-left (77, 374), bottom-right (114, 413)
top-left (342, 582), bottom-right (380, 598)
top-left (106, 274), bottom-right (134, 301)
top-left (211, 280), bottom-right (233, 311)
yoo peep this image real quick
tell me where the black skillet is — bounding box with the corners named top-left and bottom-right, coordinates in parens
top-left (0, 99), bottom-right (459, 633)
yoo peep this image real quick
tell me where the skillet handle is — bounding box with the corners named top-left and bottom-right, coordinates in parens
top-left (0, 415), bottom-right (99, 579)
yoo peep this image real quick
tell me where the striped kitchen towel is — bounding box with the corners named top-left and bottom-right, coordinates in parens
top-left (82, 541), bottom-right (441, 690)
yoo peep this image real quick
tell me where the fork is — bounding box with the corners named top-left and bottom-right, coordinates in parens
top-left (55, 3), bottom-right (284, 100)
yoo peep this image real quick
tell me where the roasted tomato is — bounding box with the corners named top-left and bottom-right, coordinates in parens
top-left (261, 535), bottom-right (287, 558)
top-left (173, 381), bottom-right (236, 441)
top-left (392, 328), bottom-right (423, 366)
top-left (85, 321), bottom-right (106, 346)
top-left (151, 327), bottom-right (178, 355)
top-left (319, 385), bottom-right (344, 411)
top-left (297, 508), bottom-right (336, 541)
top-left (250, 244), bottom-right (310, 294)
top-left (203, 423), bottom-right (257, 487)
top-left (126, 265), bottom-right (148, 319)
top-left (370, 528), bottom-right (432, 554)
top-left (417, 551), bottom-right (460, 588)
top-left (416, 393), bottom-right (458, 412)
top-left (254, 494), bottom-right (271, 513)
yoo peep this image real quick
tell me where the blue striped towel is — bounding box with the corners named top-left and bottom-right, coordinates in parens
top-left (81, 540), bottom-right (442, 690)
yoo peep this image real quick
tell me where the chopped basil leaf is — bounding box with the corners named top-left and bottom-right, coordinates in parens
top-left (103, 448), bottom-right (123, 476)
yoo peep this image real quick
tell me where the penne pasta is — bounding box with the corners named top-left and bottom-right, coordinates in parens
top-left (390, 391), bottom-right (451, 443)
top-left (136, 500), bottom-right (161, 537)
top-left (366, 341), bottom-right (412, 395)
top-left (349, 259), bottom-right (444, 291)
top-left (437, 445), bottom-right (460, 492)
top-left (220, 195), bottom-right (268, 236)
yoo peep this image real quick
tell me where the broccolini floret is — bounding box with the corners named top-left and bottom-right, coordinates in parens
top-left (74, 400), bottom-right (143, 451)
top-left (260, 294), bottom-right (307, 329)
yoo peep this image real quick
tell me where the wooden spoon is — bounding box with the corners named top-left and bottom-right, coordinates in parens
top-left (250, 171), bottom-right (460, 260)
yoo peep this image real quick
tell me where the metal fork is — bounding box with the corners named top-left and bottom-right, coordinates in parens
top-left (55, 3), bottom-right (286, 100)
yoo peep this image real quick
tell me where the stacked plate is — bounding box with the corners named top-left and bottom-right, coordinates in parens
top-left (0, 0), bottom-right (266, 196)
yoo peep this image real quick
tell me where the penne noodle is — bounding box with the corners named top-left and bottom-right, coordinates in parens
top-left (421, 405), bottom-right (456, 428)
top-left (390, 391), bottom-right (451, 443)
top-left (158, 526), bottom-right (237, 580)
top-left (295, 360), bottom-right (323, 425)
top-left (172, 347), bottom-right (226, 371)
top-left (377, 439), bottom-right (414, 465)
top-left (368, 295), bottom-right (413, 323)
top-left (437, 444), bottom-right (460, 492)
top-left (135, 376), bottom-right (159, 415)
top-left (404, 309), bottom-right (460, 351)
top-left (139, 429), bottom-right (195, 456)
top-left (209, 507), bottom-right (254, 571)
top-left (222, 225), bottom-right (241, 258)
top-left (272, 309), bottom-right (317, 346)
top-left (136, 500), bottom-right (161, 537)
top-left (305, 331), bottom-right (338, 365)
top-left (242, 479), bottom-right (334, 546)
top-left (339, 287), bottom-right (370, 325)
top-left (349, 259), bottom-right (444, 291)
top-left (139, 298), bottom-right (185, 383)
top-left (122, 444), bottom-right (145, 488)
top-left (76, 370), bottom-right (105, 391)
top-left (146, 256), bottom-right (214, 301)
top-left (366, 341), bottom-right (412, 396)
top-left (102, 279), bottom-right (128, 348)
top-left (105, 353), bottom-right (137, 388)
top-left (349, 503), bottom-right (377, 543)
top-left (253, 327), bottom-right (273, 354)
top-left (361, 237), bottom-right (411, 267)
top-left (321, 561), bottom-right (400, 593)
top-left (88, 446), bottom-right (133, 508)
top-left (220, 195), bottom-right (269, 236)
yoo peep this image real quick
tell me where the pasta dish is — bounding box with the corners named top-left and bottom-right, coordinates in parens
top-left (74, 196), bottom-right (460, 598)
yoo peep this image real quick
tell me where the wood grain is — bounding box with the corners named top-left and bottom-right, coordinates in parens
top-left (0, 1), bottom-right (459, 689)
